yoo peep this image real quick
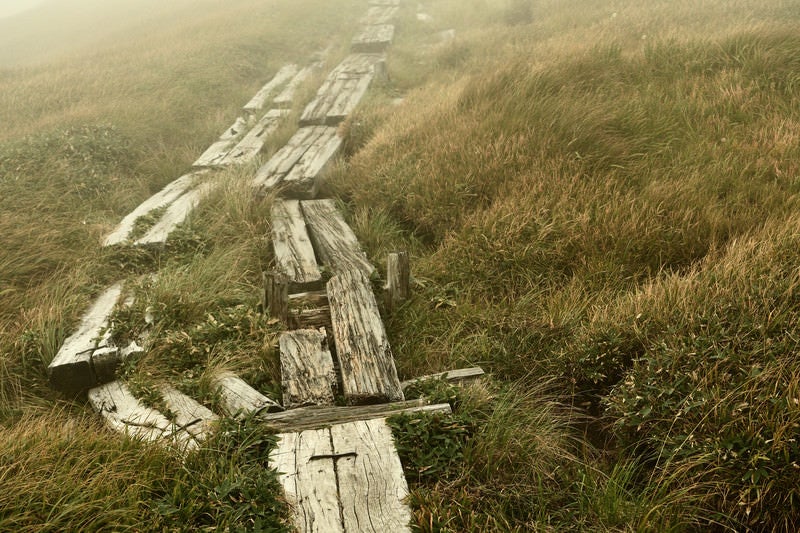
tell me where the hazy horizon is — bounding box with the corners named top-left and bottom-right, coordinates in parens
top-left (0, 0), bottom-right (45, 19)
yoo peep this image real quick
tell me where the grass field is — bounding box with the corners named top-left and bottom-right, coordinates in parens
top-left (2, 0), bottom-right (800, 530)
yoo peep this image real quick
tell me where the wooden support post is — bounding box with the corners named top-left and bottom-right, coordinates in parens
top-left (264, 271), bottom-right (289, 324)
top-left (386, 251), bottom-right (410, 311)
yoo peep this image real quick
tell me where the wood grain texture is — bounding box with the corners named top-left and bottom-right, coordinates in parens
top-left (281, 127), bottom-right (342, 198)
top-left (259, 400), bottom-right (451, 433)
top-left (159, 384), bottom-right (218, 442)
top-left (136, 179), bottom-right (219, 245)
top-left (103, 173), bottom-right (201, 246)
top-left (243, 64), bottom-right (298, 113)
top-left (327, 271), bottom-right (403, 404)
top-left (301, 199), bottom-right (375, 278)
top-left (280, 329), bottom-right (336, 408)
top-left (386, 251), bottom-right (410, 311)
top-left (193, 117), bottom-right (249, 168)
top-left (220, 109), bottom-right (288, 166)
top-left (332, 419), bottom-right (412, 532)
top-left (88, 381), bottom-right (174, 443)
top-left (351, 24), bottom-right (395, 53)
top-left (270, 429), bottom-right (344, 533)
top-left (48, 283), bottom-right (124, 391)
top-left (401, 367), bottom-right (486, 391)
top-left (253, 127), bottom-right (323, 189)
top-left (273, 66), bottom-right (314, 108)
top-left (271, 200), bottom-right (322, 289)
top-left (212, 371), bottom-right (283, 418)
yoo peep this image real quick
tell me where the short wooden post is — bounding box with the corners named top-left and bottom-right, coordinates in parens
top-left (386, 252), bottom-right (410, 311)
top-left (265, 271), bottom-right (289, 324)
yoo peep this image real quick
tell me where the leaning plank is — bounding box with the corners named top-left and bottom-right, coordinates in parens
top-left (212, 371), bottom-right (283, 418)
top-left (332, 419), bottom-right (412, 532)
top-left (253, 127), bottom-right (328, 190)
top-left (88, 381), bottom-right (172, 443)
top-left (193, 117), bottom-right (249, 168)
top-left (360, 5), bottom-right (399, 25)
top-left (159, 384), bottom-right (219, 442)
top-left (351, 24), bottom-right (396, 53)
top-left (220, 109), bottom-right (288, 166)
top-left (302, 199), bottom-right (375, 278)
top-left (48, 283), bottom-right (124, 391)
top-left (280, 329), bottom-right (336, 409)
top-left (243, 64), bottom-right (298, 113)
top-left (260, 400), bottom-right (452, 432)
top-left (401, 367), bottom-right (486, 391)
top-left (136, 179), bottom-right (219, 245)
top-left (327, 270), bottom-right (403, 404)
top-left (271, 200), bottom-right (323, 290)
top-left (269, 429), bottom-right (344, 533)
top-left (273, 66), bottom-right (314, 108)
top-left (103, 173), bottom-right (200, 246)
top-left (281, 127), bottom-right (342, 198)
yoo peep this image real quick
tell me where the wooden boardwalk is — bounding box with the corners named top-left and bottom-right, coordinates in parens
top-left (51, 3), bottom-right (490, 531)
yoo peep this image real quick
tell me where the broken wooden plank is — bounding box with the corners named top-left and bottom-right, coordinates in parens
top-left (328, 270), bottom-right (403, 404)
top-left (265, 271), bottom-right (290, 324)
top-left (103, 173), bottom-right (201, 246)
top-left (260, 400), bottom-right (451, 432)
top-left (48, 283), bottom-right (124, 391)
top-left (401, 367), bottom-right (486, 391)
top-left (332, 419), bottom-right (412, 532)
top-left (159, 384), bottom-right (219, 442)
top-left (289, 307), bottom-right (332, 331)
top-left (270, 429), bottom-right (344, 533)
top-left (253, 127), bottom-right (320, 188)
top-left (386, 251), bottom-right (410, 311)
top-left (281, 128), bottom-right (342, 198)
top-left (212, 372), bottom-right (283, 418)
top-left (135, 179), bottom-right (219, 245)
top-left (351, 24), bottom-right (395, 53)
top-left (271, 200), bottom-right (323, 290)
top-left (280, 329), bottom-right (336, 408)
top-left (220, 109), bottom-right (288, 165)
top-left (302, 199), bottom-right (374, 278)
top-left (243, 64), bottom-right (298, 113)
top-left (289, 290), bottom-right (328, 307)
top-left (360, 5), bottom-right (399, 25)
top-left (273, 66), bottom-right (314, 108)
top-left (193, 117), bottom-right (249, 168)
top-left (88, 381), bottom-right (173, 443)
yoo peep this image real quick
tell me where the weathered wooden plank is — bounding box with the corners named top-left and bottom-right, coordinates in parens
top-left (193, 117), bottom-right (249, 168)
top-left (265, 271), bottom-right (290, 324)
top-left (401, 367), bottom-right (486, 391)
top-left (88, 381), bottom-right (172, 442)
top-left (280, 329), bottom-right (336, 408)
top-left (289, 290), bottom-right (328, 307)
top-left (386, 251), bottom-right (410, 311)
top-left (220, 109), bottom-right (288, 166)
top-left (48, 283), bottom-right (124, 391)
top-left (327, 271), bottom-right (403, 404)
top-left (135, 179), bottom-right (219, 245)
top-left (273, 66), bottom-right (314, 108)
top-left (332, 419), bottom-right (413, 532)
top-left (271, 200), bottom-right (323, 289)
top-left (159, 384), bottom-right (219, 442)
top-left (252, 126), bottom-right (325, 189)
top-left (351, 24), bottom-right (395, 53)
top-left (212, 371), bottom-right (283, 418)
top-left (260, 400), bottom-right (451, 432)
top-left (270, 429), bottom-right (344, 533)
top-left (360, 5), bottom-right (399, 25)
top-left (302, 200), bottom-right (375, 278)
top-left (289, 307), bottom-right (332, 331)
top-left (243, 64), bottom-right (298, 113)
top-left (103, 173), bottom-right (201, 246)
top-left (281, 128), bottom-right (342, 198)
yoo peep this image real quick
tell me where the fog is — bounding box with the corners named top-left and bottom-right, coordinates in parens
top-left (0, 0), bottom-right (45, 19)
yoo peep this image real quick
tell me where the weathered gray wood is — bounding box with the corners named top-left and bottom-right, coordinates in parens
top-left (401, 367), bottom-right (486, 391)
top-left (289, 290), bottom-right (328, 307)
top-left (273, 66), bottom-right (314, 109)
top-left (220, 109), bottom-right (288, 166)
top-left (332, 419), bottom-right (412, 532)
top-left (270, 429), bottom-right (344, 533)
top-left (136, 179), bottom-right (219, 245)
top-left (281, 128), bottom-right (342, 198)
top-left (351, 24), bottom-right (395, 53)
top-left (243, 64), bottom-right (298, 113)
top-left (327, 270), bottom-right (404, 404)
top-left (265, 271), bottom-right (290, 324)
top-left (193, 117), bottom-right (249, 168)
top-left (302, 200), bottom-right (375, 278)
top-left (289, 307), bottom-right (332, 331)
top-left (260, 400), bottom-right (452, 432)
top-left (103, 173), bottom-right (201, 246)
top-left (159, 384), bottom-right (219, 442)
top-left (386, 251), bottom-right (410, 311)
top-left (88, 381), bottom-right (173, 442)
top-left (212, 371), bottom-right (283, 418)
top-left (271, 200), bottom-right (323, 290)
top-left (360, 5), bottom-right (399, 25)
top-left (48, 283), bottom-right (124, 391)
top-left (280, 329), bottom-right (336, 408)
